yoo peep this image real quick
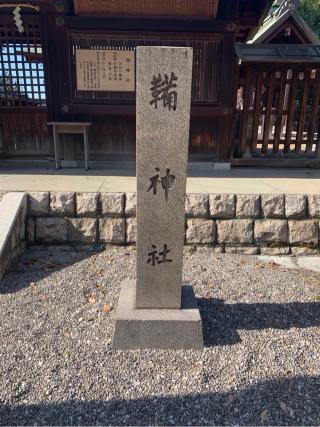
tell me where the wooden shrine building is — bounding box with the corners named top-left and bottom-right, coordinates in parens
top-left (1, 0), bottom-right (320, 167)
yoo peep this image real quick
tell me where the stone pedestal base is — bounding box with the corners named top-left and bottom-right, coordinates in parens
top-left (112, 280), bottom-right (204, 349)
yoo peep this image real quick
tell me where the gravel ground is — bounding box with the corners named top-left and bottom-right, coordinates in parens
top-left (0, 246), bottom-right (320, 426)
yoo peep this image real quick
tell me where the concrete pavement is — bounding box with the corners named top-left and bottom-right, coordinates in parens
top-left (0, 164), bottom-right (320, 194)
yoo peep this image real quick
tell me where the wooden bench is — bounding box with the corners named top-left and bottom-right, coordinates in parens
top-left (47, 122), bottom-right (92, 171)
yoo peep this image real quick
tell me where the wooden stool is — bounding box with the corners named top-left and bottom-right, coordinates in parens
top-left (47, 122), bottom-right (92, 171)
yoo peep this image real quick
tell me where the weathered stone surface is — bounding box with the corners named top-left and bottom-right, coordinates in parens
top-left (224, 246), bottom-right (258, 255)
top-left (28, 192), bottom-right (50, 216)
top-left (236, 194), bottom-right (260, 218)
top-left (126, 218), bottom-right (136, 244)
top-left (209, 194), bottom-right (235, 218)
top-left (261, 194), bottom-right (285, 218)
top-left (308, 195), bottom-right (320, 218)
top-left (36, 218), bottom-right (68, 242)
top-left (50, 192), bottom-right (75, 217)
top-left (259, 247), bottom-right (291, 255)
top-left (101, 193), bottom-right (125, 216)
top-left (288, 220), bottom-right (318, 246)
top-left (76, 192), bottom-right (99, 217)
top-left (217, 220), bottom-right (253, 244)
top-left (185, 194), bottom-right (208, 218)
top-left (291, 247), bottom-right (319, 256)
top-left (99, 218), bottom-right (125, 244)
top-left (136, 46), bottom-right (193, 310)
top-left (27, 218), bottom-right (35, 243)
top-left (125, 193), bottom-right (137, 216)
top-left (112, 280), bottom-right (203, 349)
top-left (255, 220), bottom-right (288, 244)
top-left (186, 219), bottom-right (215, 244)
top-left (285, 195), bottom-right (306, 219)
top-left (68, 218), bottom-right (97, 243)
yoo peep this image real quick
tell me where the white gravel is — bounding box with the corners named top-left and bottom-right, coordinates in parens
top-left (0, 245), bottom-right (320, 426)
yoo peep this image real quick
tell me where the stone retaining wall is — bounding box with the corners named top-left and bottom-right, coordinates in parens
top-left (23, 191), bottom-right (320, 255)
top-left (0, 192), bottom-right (27, 281)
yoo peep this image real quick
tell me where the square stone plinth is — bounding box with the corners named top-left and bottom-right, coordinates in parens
top-left (112, 280), bottom-right (203, 350)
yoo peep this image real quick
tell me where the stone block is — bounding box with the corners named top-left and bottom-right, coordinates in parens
top-left (101, 193), bottom-right (125, 216)
top-left (27, 218), bottom-right (35, 243)
top-left (36, 218), bottom-right (68, 243)
top-left (261, 194), bottom-right (285, 218)
top-left (99, 218), bottom-right (125, 244)
top-left (76, 192), bottom-right (99, 217)
top-left (224, 246), bottom-right (258, 255)
top-left (28, 192), bottom-right (50, 216)
top-left (125, 193), bottom-right (137, 216)
top-left (186, 219), bottom-right (215, 244)
top-left (254, 220), bottom-right (288, 244)
top-left (259, 247), bottom-right (291, 255)
top-left (112, 280), bottom-right (203, 349)
top-left (288, 220), bottom-right (318, 246)
top-left (291, 247), bottom-right (320, 256)
top-left (236, 194), bottom-right (260, 218)
top-left (50, 192), bottom-right (75, 217)
top-left (126, 218), bottom-right (136, 244)
top-left (209, 194), bottom-right (235, 218)
top-left (217, 220), bottom-right (253, 244)
top-left (285, 195), bottom-right (306, 219)
top-left (68, 218), bottom-right (97, 243)
top-left (308, 195), bottom-right (320, 218)
top-left (185, 194), bottom-right (208, 218)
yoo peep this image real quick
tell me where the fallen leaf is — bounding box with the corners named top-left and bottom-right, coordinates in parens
top-left (87, 297), bottom-right (96, 305)
top-left (103, 304), bottom-right (112, 313)
top-left (279, 401), bottom-right (288, 413)
top-left (207, 283), bottom-right (214, 289)
top-left (260, 409), bottom-right (269, 422)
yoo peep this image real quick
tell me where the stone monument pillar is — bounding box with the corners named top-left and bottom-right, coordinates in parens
top-left (112, 46), bottom-right (203, 349)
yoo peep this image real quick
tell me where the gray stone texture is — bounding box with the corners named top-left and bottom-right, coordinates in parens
top-left (210, 194), bottom-right (235, 218)
top-left (185, 219), bottom-right (215, 244)
top-left (68, 218), bottom-right (97, 243)
top-left (36, 218), bottom-right (68, 242)
top-left (255, 220), bottom-right (288, 244)
top-left (259, 247), bottom-right (291, 255)
top-left (224, 246), bottom-right (258, 255)
top-left (285, 195), bottom-right (306, 219)
top-left (126, 218), bottom-right (136, 244)
top-left (288, 220), bottom-right (318, 246)
top-left (185, 194), bottom-right (208, 218)
top-left (308, 195), bottom-right (320, 218)
top-left (50, 192), bottom-right (75, 217)
top-left (136, 46), bottom-right (193, 309)
top-left (217, 220), bottom-right (253, 244)
top-left (112, 280), bottom-right (203, 349)
top-left (261, 194), bottom-right (285, 218)
top-left (28, 192), bottom-right (50, 216)
top-left (99, 218), bottom-right (125, 244)
top-left (101, 193), bottom-right (124, 216)
top-left (76, 192), bottom-right (99, 217)
top-left (236, 194), bottom-right (260, 218)
top-left (125, 193), bottom-right (137, 216)
top-left (291, 247), bottom-right (319, 256)
top-left (27, 218), bottom-right (35, 243)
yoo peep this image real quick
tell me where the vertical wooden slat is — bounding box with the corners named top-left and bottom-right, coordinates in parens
top-left (239, 66), bottom-right (253, 154)
top-left (274, 68), bottom-right (287, 153)
top-left (307, 69), bottom-right (320, 154)
top-left (296, 69), bottom-right (311, 153)
top-left (262, 70), bottom-right (276, 154)
top-left (284, 69), bottom-right (299, 154)
top-left (251, 68), bottom-right (264, 153)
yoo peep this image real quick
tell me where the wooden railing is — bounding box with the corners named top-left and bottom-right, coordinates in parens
top-left (237, 64), bottom-right (320, 159)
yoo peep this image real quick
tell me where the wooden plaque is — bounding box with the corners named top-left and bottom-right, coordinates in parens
top-left (76, 49), bottom-right (135, 92)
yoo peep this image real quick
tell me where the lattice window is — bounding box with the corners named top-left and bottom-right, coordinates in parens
top-left (0, 16), bottom-right (46, 108)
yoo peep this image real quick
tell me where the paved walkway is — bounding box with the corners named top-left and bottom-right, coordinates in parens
top-left (0, 164), bottom-right (320, 194)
